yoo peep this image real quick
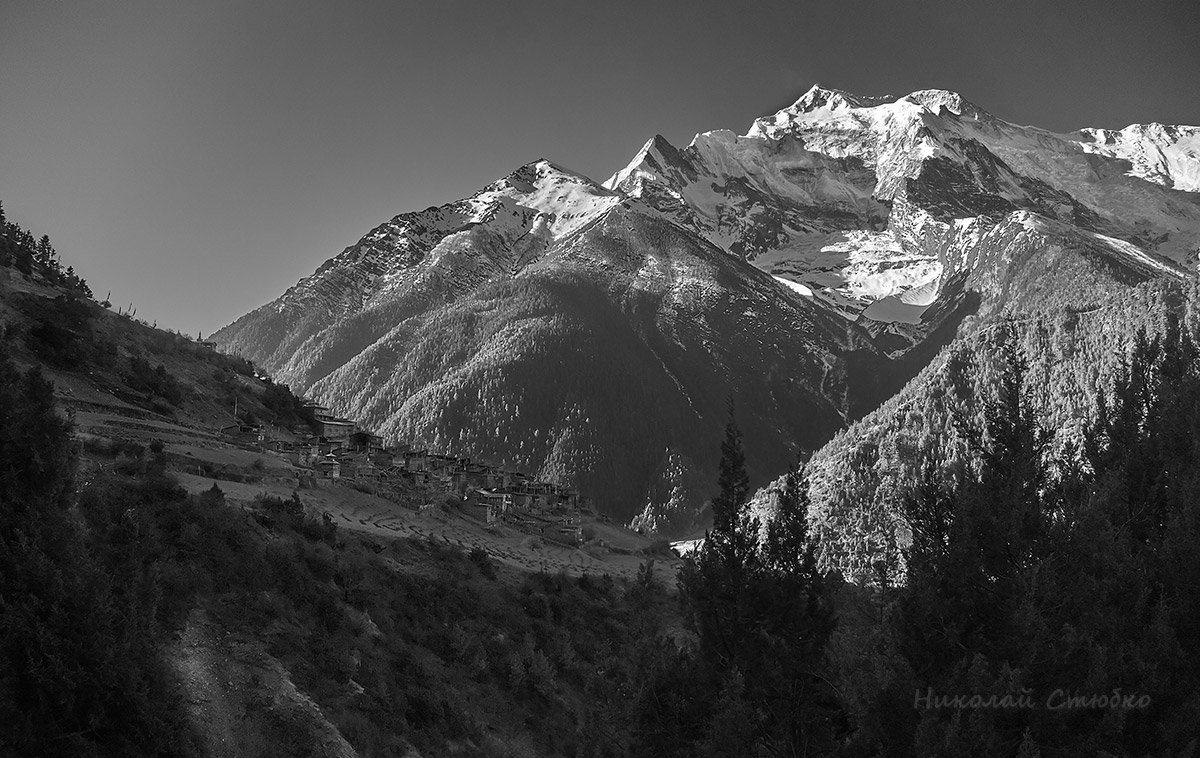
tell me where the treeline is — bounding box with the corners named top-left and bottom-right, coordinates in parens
top-left (0, 200), bottom-right (91, 296)
top-left (0, 232), bottom-right (311, 430)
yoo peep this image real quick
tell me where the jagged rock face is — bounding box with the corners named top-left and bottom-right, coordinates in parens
top-left (608, 84), bottom-right (1200, 325)
top-left (1075, 123), bottom-right (1200, 193)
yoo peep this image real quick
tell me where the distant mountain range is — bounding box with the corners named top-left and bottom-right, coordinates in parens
top-left (214, 84), bottom-right (1200, 532)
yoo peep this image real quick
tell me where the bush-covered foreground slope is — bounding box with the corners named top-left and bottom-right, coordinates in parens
top-left (0, 217), bottom-right (689, 756)
top-left (0, 362), bottom-right (686, 755)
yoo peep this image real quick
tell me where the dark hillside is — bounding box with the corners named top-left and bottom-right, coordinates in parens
top-left (0, 206), bottom-right (687, 756)
top-left (302, 206), bottom-right (892, 526)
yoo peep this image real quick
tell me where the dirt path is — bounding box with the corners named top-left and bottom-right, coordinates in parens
top-left (165, 608), bottom-right (359, 758)
top-left (167, 610), bottom-right (240, 756)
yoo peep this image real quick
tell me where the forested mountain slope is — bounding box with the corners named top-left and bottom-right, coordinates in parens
top-left (805, 276), bottom-right (1199, 581)
top-left (216, 167), bottom-right (896, 523)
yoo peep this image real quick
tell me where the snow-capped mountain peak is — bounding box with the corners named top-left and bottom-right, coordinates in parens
top-left (788, 83), bottom-right (893, 114)
top-left (607, 84), bottom-right (1200, 328)
top-left (230, 84), bottom-right (1200, 346)
top-left (903, 89), bottom-right (992, 121)
top-left (472, 158), bottom-right (620, 240)
top-left (603, 134), bottom-right (684, 194)
top-left (748, 86), bottom-right (992, 141)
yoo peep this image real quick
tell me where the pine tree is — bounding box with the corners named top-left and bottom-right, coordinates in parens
top-left (35, 234), bottom-right (55, 267)
top-left (763, 463), bottom-right (815, 577)
top-left (675, 411), bottom-right (842, 754)
top-left (759, 464), bottom-right (840, 753)
top-left (678, 403), bottom-right (761, 667)
top-left (712, 400), bottom-right (751, 538)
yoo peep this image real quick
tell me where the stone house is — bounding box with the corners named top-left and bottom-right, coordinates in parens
top-left (316, 455), bottom-right (341, 479)
top-left (402, 449), bottom-right (429, 473)
top-left (315, 417), bottom-right (355, 442)
top-left (349, 431), bottom-right (386, 453)
top-left (219, 423), bottom-right (265, 446)
top-left (284, 443), bottom-right (319, 468)
top-left (473, 489), bottom-right (512, 525)
top-left (340, 454), bottom-right (380, 480)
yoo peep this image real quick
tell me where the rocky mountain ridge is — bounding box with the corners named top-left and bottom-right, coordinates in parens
top-left (215, 84), bottom-right (1200, 529)
top-left (609, 84), bottom-right (1200, 325)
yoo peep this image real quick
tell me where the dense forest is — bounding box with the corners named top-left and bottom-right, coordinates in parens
top-left (627, 313), bottom-right (1200, 755)
top-left (828, 316), bottom-right (1200, 753)
top-left (808, 273), bottom-right (1200, 582)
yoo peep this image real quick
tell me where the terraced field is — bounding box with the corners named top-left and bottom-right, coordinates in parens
top-left (173, 468), bottom-right (681, 584)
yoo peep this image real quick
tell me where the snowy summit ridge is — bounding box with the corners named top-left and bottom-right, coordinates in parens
top-left (608, 83), bottom-right (1200, 323)
top-left (787, 84), bottom-right (894, 113)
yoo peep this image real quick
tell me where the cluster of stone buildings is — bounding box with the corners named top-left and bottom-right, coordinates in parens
top-left (220, 400), bottom-right (587, 532)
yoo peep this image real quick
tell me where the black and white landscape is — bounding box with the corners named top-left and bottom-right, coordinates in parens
top-left (3, 3), bottom-right (1200, 756)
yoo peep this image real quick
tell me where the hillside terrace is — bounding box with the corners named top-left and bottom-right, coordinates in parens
top-left (219, 398), bottom-right (586, 526)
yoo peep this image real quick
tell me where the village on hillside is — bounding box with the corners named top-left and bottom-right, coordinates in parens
top-left (220, 399), bottom-right (592, 546)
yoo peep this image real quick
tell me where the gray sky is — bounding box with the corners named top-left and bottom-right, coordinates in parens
top-left (2, 0), bottom-right (1197, 336)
